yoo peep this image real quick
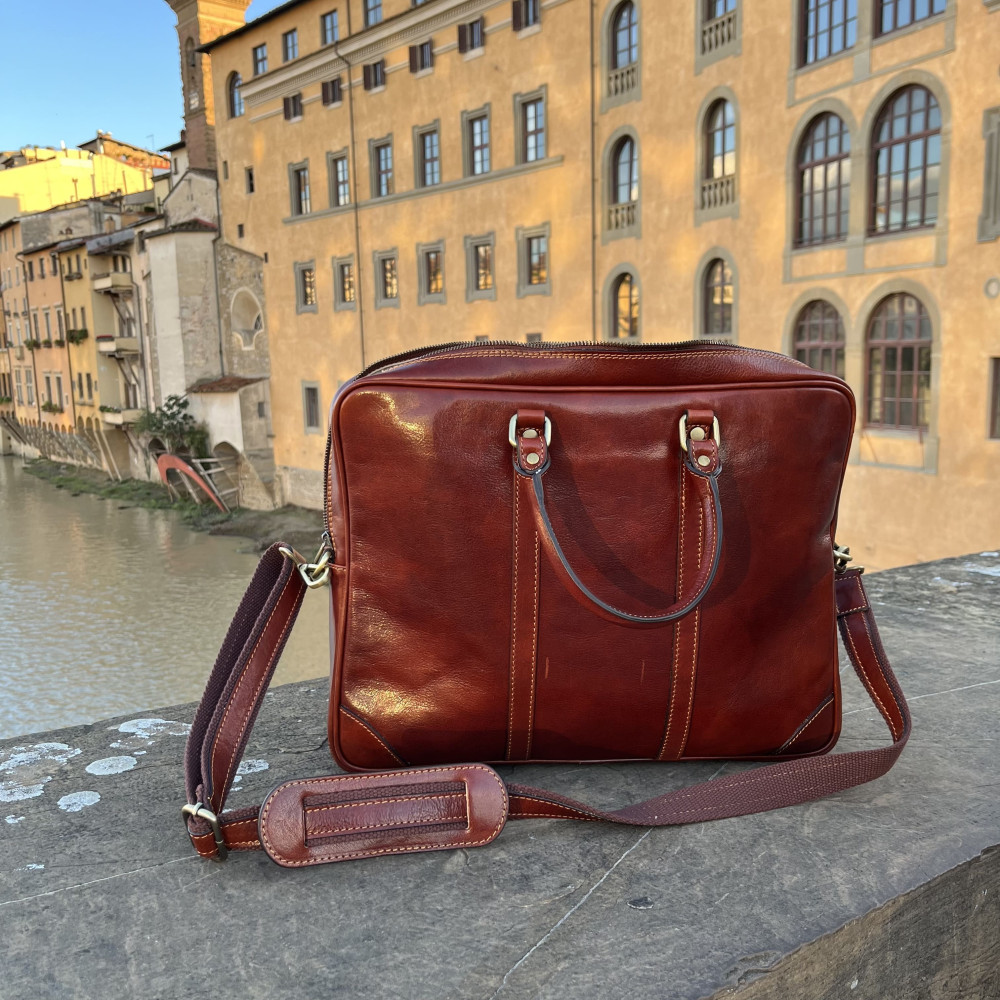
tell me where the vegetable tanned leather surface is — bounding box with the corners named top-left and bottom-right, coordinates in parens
top-left (324, 344), bottom-right (855, 771)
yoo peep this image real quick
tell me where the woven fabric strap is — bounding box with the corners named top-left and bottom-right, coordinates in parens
top-left (183, 545), bottom-right (910, 865)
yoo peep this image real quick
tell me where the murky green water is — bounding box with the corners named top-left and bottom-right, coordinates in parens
top-left (0, 456), bottom-right (329, 739)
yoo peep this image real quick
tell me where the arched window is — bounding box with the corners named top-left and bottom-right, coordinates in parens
top-left (705, 100), bottom-right (736, 179)
top-left (865, 292), bottom-right (932, 429)
top-left (228, 73), bottom-right (244, 118)
top-left (702, 258), bottom-right (733, 340)
top-left (613, 137), bottom-right (638, 205)
top-left (793, 300), bottom-right (845, 376)
top-left (870, 86), bottom-right (941, 234)
top-left (611, 272), bottom-right (639, 339)
top-left (797, 113), bottom-right (850, 246)
top-left (612, 2), bottom-right (638, 68)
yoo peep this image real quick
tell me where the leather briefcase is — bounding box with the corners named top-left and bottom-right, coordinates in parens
top-left (183, 341), bottom-right (910, 867)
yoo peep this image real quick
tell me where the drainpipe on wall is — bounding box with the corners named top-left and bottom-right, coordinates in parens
top-left (211, 182), bottom-right (227, 379)
top-left (334, 9), bottom-right (366, 371)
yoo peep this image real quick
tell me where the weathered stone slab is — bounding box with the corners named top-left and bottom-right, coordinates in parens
top-left (1, 553), bottom-right (998, 999)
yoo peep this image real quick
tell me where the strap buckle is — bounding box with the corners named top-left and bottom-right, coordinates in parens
top-left (834, 544), bottom-right (863, 574)
top-left (279, 538), bottom-right (334, 589)
top-left (182, 802), bottom-right (228, 860)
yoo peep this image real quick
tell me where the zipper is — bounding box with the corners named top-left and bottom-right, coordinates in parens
top-left (323, 339), bottom-right (809, 536)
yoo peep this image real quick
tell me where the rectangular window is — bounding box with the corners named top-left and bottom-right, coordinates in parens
top-left (282, 29), bottom-right (298, 62)
top-left (334, 258), bottom-right (356, 309)
top-left (374, 249), bottom-right (399, 308)
top-left (322, 77), bottom-right (343, 105)
top-left (469, 115), bottom-right (490, 175)
top-left (55, 375), bottom-right (62, 408)
top-left (45, 375), bottom-right (52, 404)
top-left (252, 43), bottom-right (268, 75)
top-left (425, 251), bottom-right (442, 294)
top-left (245, 166), bottom-right (255, 193)
top-left (420, 130), bottom-right (440, 187)
top-left (418, 241), bottom-right (446, 304)
top-left (26, 369), bottom-right (34, 406)
top-left (991, 359), bottom-right (1000, 439)
top-left (295, 261), bottom-right (317, 312)
top-left (27, 261), bottom-right (33, 281)
top-left (237, 224), bottom-right (245, 239)
top-left (517, 223), bottom-right (551, 297)
top-left (222, 160), bottom-right (229, 180)
top-left (465, 233), bottom-right (496, 301)
top-left (381, 257), bottom-right (398, 300)
top-left (33, 313), bottom-right (39, 338)
top-left (364, 0), bottom-right (383, 27)
top-left (14, 369), bottom-right (22, 405)
top-left (363, 59), bottom-right (386, 90)
top-left (476, 244), bottom-right (493, 290)
top-left (283, 93), bottom-right (304, 120)
top-left (409, 40), bottom-right (434, 72)
top-left (303, 383), bottom-right (321, 432)
top-left (512, 0), bottom-right (540, 30)
top-left (39, 259), bottom-right (45, 279)
top-left (320, 10), bottom-right (339, 45)
top-left (77, 373), bottom-right (83, 399)
top-left (44, 311), bottom-right (51, 338)
top-left (291, 164), bottom-right (311, 215)
top-left (877, 0), bottom-right (946, 36)
top-left (374, 142), bottom-right (393, 197)
top-left (528, 237), bottom-right (547, 284)
top-left (802, 0), bottom-right (858, 65)
top-left (57, 310), bottom-right (64, 336)
top-left (81, 305), bottom-right (86, 329)
top-left (459, 17), bottom-right (486, 52)
top-left (522, 97), bottom-right (545, 162)
top-left (330, 154), bottom-right (350, 206)
top-left (86, 373), bottom-right (93, 399)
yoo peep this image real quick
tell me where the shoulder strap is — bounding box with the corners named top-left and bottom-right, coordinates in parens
top-left (183, 545), bottom-right (910, 867)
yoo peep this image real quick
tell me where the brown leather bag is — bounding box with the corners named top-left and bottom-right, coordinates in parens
top-left (183, 342), bottom-right (910, 866)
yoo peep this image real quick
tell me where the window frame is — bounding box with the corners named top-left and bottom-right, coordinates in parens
top-left (294, 260), bottom-right (318, 314)
top-left (795, 112), bottom-right (851, 247)
top-left (227, 72), bottom-right (244, 118)
top-left (516, 222), bottom-right (551, 298)
top-left (989, 357), bottom-right (1000, 440)
top-left (320, 9), bottom-right (339, 45)
top-left (288, 160), bottom-right (311, 217)
top-left (365, 0), bottom-right (383, 28)
top-left (792, 299), bottom-right (846, 376)
top-left (875, 0), bottom-right (946, 37)
top-left (282, 28), bottom-right (298, 62)
top-left (416, 239), bottom-right (446, 305)
top-left (696, 0), bottom-right (741, 72)
top-left (800, 0), bottom-right (858, 67)
top-left (369, 137), bottom-right (394, 198)
top-left (462, 105), bottom-right (492, 177)
top-left (373, 248), bottom-right (400, 309)
top-left (252, 43), bottom-right (268, 76)
top-left (698, 253), bottom-right (737, 342)
top-left (514, 86), bottom-right (547, 165)
top-left (321, 77), bottom-right (343, 106)
top-left (696, 91), bottom-right (740, 223)
top-left (302, 381), bottom-right (322, 434)
top-left (332, 254), bottom-right (356, 311)
top-left (608, 269), bottom-right (640, 341)
top-left (283, 93), bottom-right (304, 121)
top-left (864, 291), bottom-right (933, 430)
top-left (413, 122), bottom-right (442, 188)
top-left (327, 149), bottom-right (350, 208)
top-left (464, 232), bottom-right (496, 302)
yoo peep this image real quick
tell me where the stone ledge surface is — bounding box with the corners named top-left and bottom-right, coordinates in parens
top-left (1, 552), bottom-right (998, 999)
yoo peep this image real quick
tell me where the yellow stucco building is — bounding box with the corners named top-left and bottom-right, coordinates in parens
top-left (203, 0), bottom-right (1000, 569)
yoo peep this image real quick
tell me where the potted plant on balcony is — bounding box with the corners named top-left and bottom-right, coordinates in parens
top-left (24, 339), bottom-right (39, 350)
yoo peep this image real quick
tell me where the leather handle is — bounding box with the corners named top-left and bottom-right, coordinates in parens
top-left (514, 411), bottom-right (723, 628)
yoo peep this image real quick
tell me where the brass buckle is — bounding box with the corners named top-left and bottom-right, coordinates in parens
top-left (279, 540), bottom-right (333, 589)
top-left (834, 544), bottom-right (863, 574)
top-left (679, 414), bottom-right (721, 453)
top-left (508, 413), bottom-right (552, 448)
top-left (181, 802), bottom-right (228, 860)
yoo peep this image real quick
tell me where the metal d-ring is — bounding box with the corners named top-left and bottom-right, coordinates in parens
top-left (508, 414), bottom-right (552, 448)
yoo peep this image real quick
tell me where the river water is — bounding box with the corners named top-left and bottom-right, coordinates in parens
top-left (0, 456), bottom-right (330, 740)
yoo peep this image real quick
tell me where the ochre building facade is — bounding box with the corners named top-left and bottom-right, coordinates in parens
top-left (204, 0), bottom-right (1000, 569)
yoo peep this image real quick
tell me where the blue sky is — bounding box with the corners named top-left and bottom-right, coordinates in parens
top-left (2, 0), bottom-right (285, 154)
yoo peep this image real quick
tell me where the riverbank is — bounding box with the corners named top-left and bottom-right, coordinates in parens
top-left (22, 458), bottom-right (325, 553)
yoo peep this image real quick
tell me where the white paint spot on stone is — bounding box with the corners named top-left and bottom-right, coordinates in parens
top-left (237, 759), bottom-right (269, 776)
top-left (18, 863), bottom-right (45, 872)
top-left (58, 791), bottom-right (101, 812)
top-left (0, 743), bottom-right (82, 803)
top-left (85, 756), bottom-right (137, 776)
top-left (134, 750), bottom-right (147, 756)
top-left (5, 814), bottom-right (25, 824)
top-left (980, 551), bottom-right (999, 558)
top-left (116, 718), bottom-right (191, 740)
top-left (964, 563), bottom-right (1000, 578)
top-left (850, 979), bottom-right (859, 990)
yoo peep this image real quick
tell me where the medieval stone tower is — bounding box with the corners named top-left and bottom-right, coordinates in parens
top-left (164, 0), bottom-right (252, 169)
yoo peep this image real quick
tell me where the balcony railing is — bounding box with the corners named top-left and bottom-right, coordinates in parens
top-left (608, 202), bottom-right (637, 231)
top-left (700, 174), bottom-right (736, 210)
top-left (102, 408), bottom-right (143, 426)
top-left (91, 272), bottom-right (132, 293)
top-left (702, 9), bottom-right (737, 54)
top-left (607, 63), bottom-right (638, 98)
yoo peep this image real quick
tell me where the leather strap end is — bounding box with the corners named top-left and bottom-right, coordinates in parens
top-left (258, 765), bottom-right (509, 867)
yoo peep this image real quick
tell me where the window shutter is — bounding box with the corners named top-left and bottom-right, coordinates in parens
top-left (478, 17), bottom-right (486, 44)
top-left (409, 45), bottom-right (418, 73)
top-left (512, 0), bottom-right (523, 31)
top-left (427, 45), bottom-right (435, 68)
top-left (282, 96), bottom-right (291, 119)
top-left (321, 80), bottom-right (330, 104)
top-left (333, 77), bottom-right (342, 103)
top-left (363, 63), bottom-right (372, 90)
top-left (458, 23), bottom-right (468, 53)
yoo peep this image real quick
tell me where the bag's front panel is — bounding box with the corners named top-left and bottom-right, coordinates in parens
top-left (330, 371), bottom-right (854, 769)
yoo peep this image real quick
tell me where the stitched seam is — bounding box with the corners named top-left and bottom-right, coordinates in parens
top-left (842, 620), bottom-right (900, 741)
top-left (777, 694), bottom-right (835, 753)
top-left (210, 576), bottom-right (296, 808)
top-left (339, 706), bottom-right (405, 765)
top-left (859, 612), bottom-right (904, 739)
top-left (525, 532), bottom-right (539, 760)
top-left (515, 812), bottom-right (600, 821)
top-left (837, 604), bottom-right (869, 616)
top-left (507, 472), bottom-right (519, 759)
top-left (260, 765), bottom-right (507, 865)
top-left (677, 505), bottom-right (705, 758)
top-left (308, 814), bottom-right (466, 837)
top-left (660, 465), bottom-right (687, 760)
top-left (512, 794), bottom-right (603, 821)
top-left (384, 349), bottom-right (751, 365)
top-left (304, 792), bottom-right (462, 814)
